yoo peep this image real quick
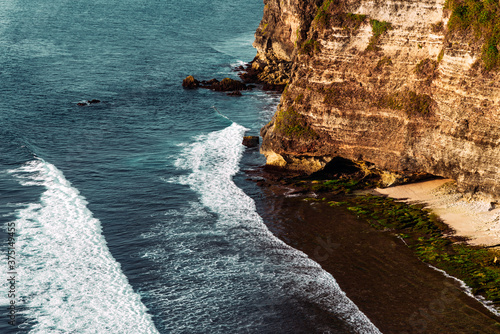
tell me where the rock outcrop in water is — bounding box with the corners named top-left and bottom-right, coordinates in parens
top-left (254, 0), bottom-right (500, 195)
top-left (182, 76), bottom-right (248, 93)
top-left (242, 136), bottom-right (260, 148)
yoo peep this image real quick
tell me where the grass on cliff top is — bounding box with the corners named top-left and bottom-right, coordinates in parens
top-left (446, 0), bottom-right (500, 70)
top-left (275, 107), bottom-right (318, 139)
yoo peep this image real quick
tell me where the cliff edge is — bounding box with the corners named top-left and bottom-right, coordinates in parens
top-left (254, 0), bottom-right (500, 195)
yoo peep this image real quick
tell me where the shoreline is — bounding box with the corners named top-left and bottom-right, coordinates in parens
top-left (373, 179), bottom-right (500, 248)
top-left (248, 167), bottom-right (500, 333)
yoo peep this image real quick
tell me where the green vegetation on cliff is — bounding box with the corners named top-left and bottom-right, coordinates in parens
top-left (366, 19), bottom-right (392, 51)
top-left (446, 0), bottom-right (500, 69)
top-left (314, 0), bottom-right (367, 30)
top-left (345, 13), bottom-right (367, 30)
top-left (314, 0), bottom-right (336, 28)
top-left (299, 39), bottom-right (321, 55)
top-left (377, 90), bottom-right (433, 115)
top-left (275, 107), bottom-right (318, 139)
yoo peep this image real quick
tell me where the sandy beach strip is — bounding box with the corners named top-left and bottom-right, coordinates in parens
top-left (374, 179), bottom-right (500, 247)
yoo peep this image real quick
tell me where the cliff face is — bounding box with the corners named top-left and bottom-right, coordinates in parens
top-left (251, 0), bottom-right (324, 85)
top-left (256, 0), bottom-right (500, 194)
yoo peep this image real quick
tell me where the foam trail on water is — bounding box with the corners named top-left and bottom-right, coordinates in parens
top-left (5, 159), bottom-right (159, 333)
top-left (173, 123), bottom-right (382, 333)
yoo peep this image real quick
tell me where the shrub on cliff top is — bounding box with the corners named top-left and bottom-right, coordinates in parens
top-left (446, 0), bottom-right (500, 69)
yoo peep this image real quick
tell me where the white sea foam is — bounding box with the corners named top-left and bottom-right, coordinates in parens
top-left (427, 264), bottom-right (500, 317)
top-left (5, 159), bottom-right (159, 333)
top-left (171, 123), bottom-right (382, 333)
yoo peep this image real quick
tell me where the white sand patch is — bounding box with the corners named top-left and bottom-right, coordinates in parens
top-left (373, 179), bottom-right (500, 247)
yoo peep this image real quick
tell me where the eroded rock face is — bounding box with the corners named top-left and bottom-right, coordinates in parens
top-left (256, 0), bottom-right (500, 195)
top-left (251, 0), bottom-right (324, 86)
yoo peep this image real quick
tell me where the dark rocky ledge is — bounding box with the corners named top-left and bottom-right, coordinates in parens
top-left (182, 76), bottom-right (251, 96)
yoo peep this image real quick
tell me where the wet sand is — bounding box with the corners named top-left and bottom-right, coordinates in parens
top-left (251, 180), bottom-right (500, 333)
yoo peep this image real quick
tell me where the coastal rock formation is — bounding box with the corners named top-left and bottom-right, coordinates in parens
top-left (182, 76), bottom-right (248, 93)
top-left (242, 136), bottom-right (260, 148)
top-left (255, 0), bottom-right (500, 195)
top-left (182, 75), bottom-right (200, 89)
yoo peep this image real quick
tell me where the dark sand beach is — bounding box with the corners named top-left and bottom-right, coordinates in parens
top-left (246, 171), bottom-right (500, 333)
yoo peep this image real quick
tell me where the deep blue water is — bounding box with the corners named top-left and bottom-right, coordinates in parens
top-left (0, 1), bottom-right (380, 333)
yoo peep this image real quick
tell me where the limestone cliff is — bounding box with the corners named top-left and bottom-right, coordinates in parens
top-left (255, 0), bottom-right (500, 194)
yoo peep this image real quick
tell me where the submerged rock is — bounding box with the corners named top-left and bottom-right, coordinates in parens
top-left (77, 99), bottom-right (101, 106)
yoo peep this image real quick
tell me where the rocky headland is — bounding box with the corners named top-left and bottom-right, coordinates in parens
top-left (252, 0), bottom-right (500, 197)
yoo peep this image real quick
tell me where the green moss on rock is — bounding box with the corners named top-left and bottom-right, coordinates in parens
top-left (446, 0), bottom-right (500, 69)
top-left (300, 39), bottom-right (321, 55)
top-left (336, 194), bottom-right (500, 306)
top-left (377, 90), bottom-right (433, 115)
top-left (366, 19), bottom-right (392, 51)
top-left (275, 107), bottom-right (318, 139)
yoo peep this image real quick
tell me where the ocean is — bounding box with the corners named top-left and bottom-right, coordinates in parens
top-left (0, 1), bottom-right (381, 333)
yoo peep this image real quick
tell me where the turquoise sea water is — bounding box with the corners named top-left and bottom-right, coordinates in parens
top-left (0, 1), bottom-right (380, 332)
